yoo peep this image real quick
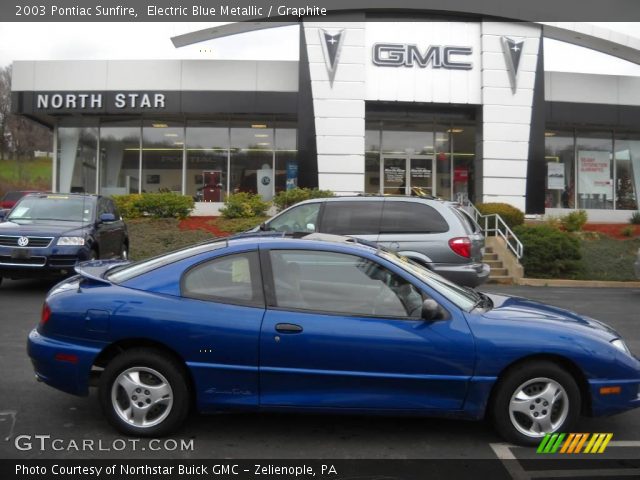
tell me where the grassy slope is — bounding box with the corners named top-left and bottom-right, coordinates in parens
top-left (575, 236), bottom-right (640, 281)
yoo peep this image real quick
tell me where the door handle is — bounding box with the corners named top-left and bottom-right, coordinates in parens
top-left (275, 323), bottom-right (303, 334)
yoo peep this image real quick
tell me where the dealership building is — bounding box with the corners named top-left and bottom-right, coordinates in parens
top-left (10, 15), bottom-right (640, 219)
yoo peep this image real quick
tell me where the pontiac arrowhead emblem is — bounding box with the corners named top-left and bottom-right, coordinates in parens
top-left (319, 29), bottom-right (345, 87)
top-left (501, 36), bottom-right (525, 93)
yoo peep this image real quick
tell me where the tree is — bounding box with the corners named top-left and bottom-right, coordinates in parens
top-left (0, 65), bottom-right (11, 160)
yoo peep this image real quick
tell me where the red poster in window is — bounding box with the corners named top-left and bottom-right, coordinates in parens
top-left (454, 167), bottom-right (468, 183)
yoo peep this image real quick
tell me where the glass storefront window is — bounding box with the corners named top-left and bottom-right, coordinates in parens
top-left (544, 130), bottom-right (575, 209)
top-left (100, 122), bottom-right (140, 196)
top-left (451, 126), bottom-right (475, 204)
top-left (576, 131), bottom-right (613, 210)
top-left (435, 127), bottom-right (451, 201)
top-left (381, 122), bottom-right (434, 156)
top-left (142, 122), bottom-right (184, 193)
top-left (230, 123), bottom-right (274, 200)
top-left (365, 126), bottom-right (381, 194)
top-left (57, 127), bottom-right (97, 194)
top-left (275, 124), bottom-right (297, 194)
top-left (186, 122), bottom-right (229, 202)
top-left (614, 133), bottom-right (640, 210)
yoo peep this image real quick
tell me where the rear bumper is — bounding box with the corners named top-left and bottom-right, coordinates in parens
top-left (432, 262), bottom-right (490, 287)
top-left (589, 378), bottom-right (640, 417)
top-left (27, 329), bottom-right (101, 396)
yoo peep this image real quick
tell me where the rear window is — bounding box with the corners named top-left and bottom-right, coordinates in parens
top-left (107, 241), bottom-right (226, 283)
top-left (380, 201), bottom-right (449, 234)
top-left (451, 207), bottom-right (480, 234)
top-left (322, 201), bottom-right (383, 235)
top-left (3, 192), bottom-right (26, 201)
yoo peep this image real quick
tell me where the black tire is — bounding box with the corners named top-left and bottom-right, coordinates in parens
top-left (491, 361), bottom-right (581, 446)
top-left (98, 348), bottom-right (190, 437)
top-left (89, 248), bottom-right (98, 260)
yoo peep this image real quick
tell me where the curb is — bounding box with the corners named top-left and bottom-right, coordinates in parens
top-left (514, 278), bottom-right (640, 288)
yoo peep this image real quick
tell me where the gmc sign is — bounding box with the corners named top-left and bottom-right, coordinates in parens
top-left (373, 43), bottom-right (473, 70)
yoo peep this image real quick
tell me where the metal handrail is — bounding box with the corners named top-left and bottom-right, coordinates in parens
top-left (462, 199), bottom-right (524, 260)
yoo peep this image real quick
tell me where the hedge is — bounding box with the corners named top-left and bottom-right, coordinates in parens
top-left (219, 192), bottom-right (270, 219)
top-left (475, 202), bottom-right (525, 229)
top-left (112, 193), bottom-right (194, 219)
top-left (272, 188), bottom-right (335, 211)
top-left (513, 224), bottom-right (582, 278)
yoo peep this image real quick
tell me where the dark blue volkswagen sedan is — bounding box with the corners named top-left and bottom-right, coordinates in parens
top-left (27, 234), bottom-right (640, 445)
top-left (0, 193), bottom-right (128, 286)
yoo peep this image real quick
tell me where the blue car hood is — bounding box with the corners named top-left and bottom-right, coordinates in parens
top-left (481, 293), bottom-right (619, 337)
top-left (0, 220), bottom-right (89, 237)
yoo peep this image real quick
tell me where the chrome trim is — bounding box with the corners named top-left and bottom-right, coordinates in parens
top-left (0, 235), bottom-right (54, 248)
top-left (0, 257), bottom-right (47, 267)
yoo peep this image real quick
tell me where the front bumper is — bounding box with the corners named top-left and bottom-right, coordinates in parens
top-left (27, 329), bottom-right (101, 396)
top-left (432, 262), bottom-right (491, 287)
top-left (589, 378), bottom-right (640, 417)
top-left (0, 244), bottom-right (90, 279)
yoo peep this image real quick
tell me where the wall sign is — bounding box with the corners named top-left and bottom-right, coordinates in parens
top-left (36, 92), bottom-right (166, 110)
top-left (372, 44), bottom-right (473, 70)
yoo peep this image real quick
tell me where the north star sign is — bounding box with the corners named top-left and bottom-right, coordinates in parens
top-left (36, 92), bottom-right (166, 110)
top-left (372, 43), bottom-right (473, 70)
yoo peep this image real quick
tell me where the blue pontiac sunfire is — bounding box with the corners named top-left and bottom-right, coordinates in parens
top-left (27, 233), bottom-right (640, 445)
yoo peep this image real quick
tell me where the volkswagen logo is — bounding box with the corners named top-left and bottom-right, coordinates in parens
top-left (17, 236), bottom-right (29, 247)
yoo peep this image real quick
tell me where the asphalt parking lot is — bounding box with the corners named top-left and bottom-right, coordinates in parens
top-left (0, 279), bottom-right (639, 460)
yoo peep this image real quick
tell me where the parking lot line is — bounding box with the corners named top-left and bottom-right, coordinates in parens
top-left (490, 441), bottom-right (640, 480)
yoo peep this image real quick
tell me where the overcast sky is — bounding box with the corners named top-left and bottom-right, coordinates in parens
top-left (1, 22), bottom-right (640, 75)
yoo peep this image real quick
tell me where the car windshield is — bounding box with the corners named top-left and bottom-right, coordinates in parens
top-left (377, 249), bottom-right (478, 311)
top-left (8, 195), bottom-right (93, 223)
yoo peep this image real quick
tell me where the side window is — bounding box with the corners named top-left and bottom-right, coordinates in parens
top-left (268, 203), bottom-right (321, 233)
top-left (182, 251), bottom-right (264, 307)
top-left (106, 199), bottom-right (121, 220)
top-left (380, 201), bottom-right (449, 234)
top-left (269, 250), bottom-right (425, 318)
top-left (452, 207), bottom-right (480, 234)
top-left (96, 198), bottom-right (107, 218)
top-left (321, 201), bottom-right (383, 235)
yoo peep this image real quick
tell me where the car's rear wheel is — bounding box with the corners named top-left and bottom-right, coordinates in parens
top-left (98, 348), bottom-right (190, 436)
top-left (491, 361), bottom-right (580, 445)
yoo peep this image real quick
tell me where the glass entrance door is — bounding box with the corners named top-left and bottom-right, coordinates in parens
top-left (381, 155), bottom-right (434, 196)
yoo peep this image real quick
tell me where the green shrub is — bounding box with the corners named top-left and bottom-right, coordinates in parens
top-left (476, 202), bottom-right (524, 229)
top-left (620, 225), bottom-right (634, 237)
top-left (560, 209), bottom-right (588, 232)
top-left (514, 224), bottom-right (582, 278)
top-left (272, 188), bottom-right (335, 211)
top-left (219, 192), bottom-right (270, 219)
top-left (112, 193), bottom-right (194, 219)
top-left (630, 211), bottom-right (640, 225)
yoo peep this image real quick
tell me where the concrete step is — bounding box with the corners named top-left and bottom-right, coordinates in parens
top-left (483, 253), bottom-right (499, 261)
top-left (486, 275), bottom-right (515, 285)
top-left (484, 247), bottom-right (493, 254)
top-left (485, 260), bottom-right (503, 268)
top-left (490, 267), bottom-right (509, 276)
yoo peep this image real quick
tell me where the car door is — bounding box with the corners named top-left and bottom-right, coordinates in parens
top-left (95, 198), bottom-right (119, 257)
top-left (105, 198), bottom-right (126, 254)
top-left (179, 250), bottom-right (265, 409)
top-left (258, 247), bottom-right (476, 411)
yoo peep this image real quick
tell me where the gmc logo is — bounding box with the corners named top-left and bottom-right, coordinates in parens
top-left (372, 43), bottom-right (473, 70)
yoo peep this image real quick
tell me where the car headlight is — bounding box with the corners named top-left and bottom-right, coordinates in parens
top-left (611, 338), bottom-right (631, 355)
top-left (56, 236), bottom-right (85, 246)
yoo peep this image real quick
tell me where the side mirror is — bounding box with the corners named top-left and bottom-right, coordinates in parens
top-left (98, 213), bottom-right (116, 223)
top-left (421, 299), bottom-right (445, 321)
top-left (259, 222), bottom-right (268, 231)
top-left (0, 209), bottom-right (6, 221)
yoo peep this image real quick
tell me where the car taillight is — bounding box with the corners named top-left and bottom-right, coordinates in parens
top-left (40, 303), bottom-right (51, 326)
top-left (449, 237), bottom-right (471, 258)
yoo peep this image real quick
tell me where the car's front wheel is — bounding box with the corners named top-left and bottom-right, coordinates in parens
top-left (491, 361), bottom-right (581, 445)
top-left (98, 348), bottom-right (190, 436)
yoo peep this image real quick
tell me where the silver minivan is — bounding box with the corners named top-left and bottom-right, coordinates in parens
top-left (257, 196), bottom-right (490, 287)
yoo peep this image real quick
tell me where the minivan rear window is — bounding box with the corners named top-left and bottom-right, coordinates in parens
top-left (380, 201), bottom-right (449, 234)
top-left (322, 201), bottom-right (383, 235)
